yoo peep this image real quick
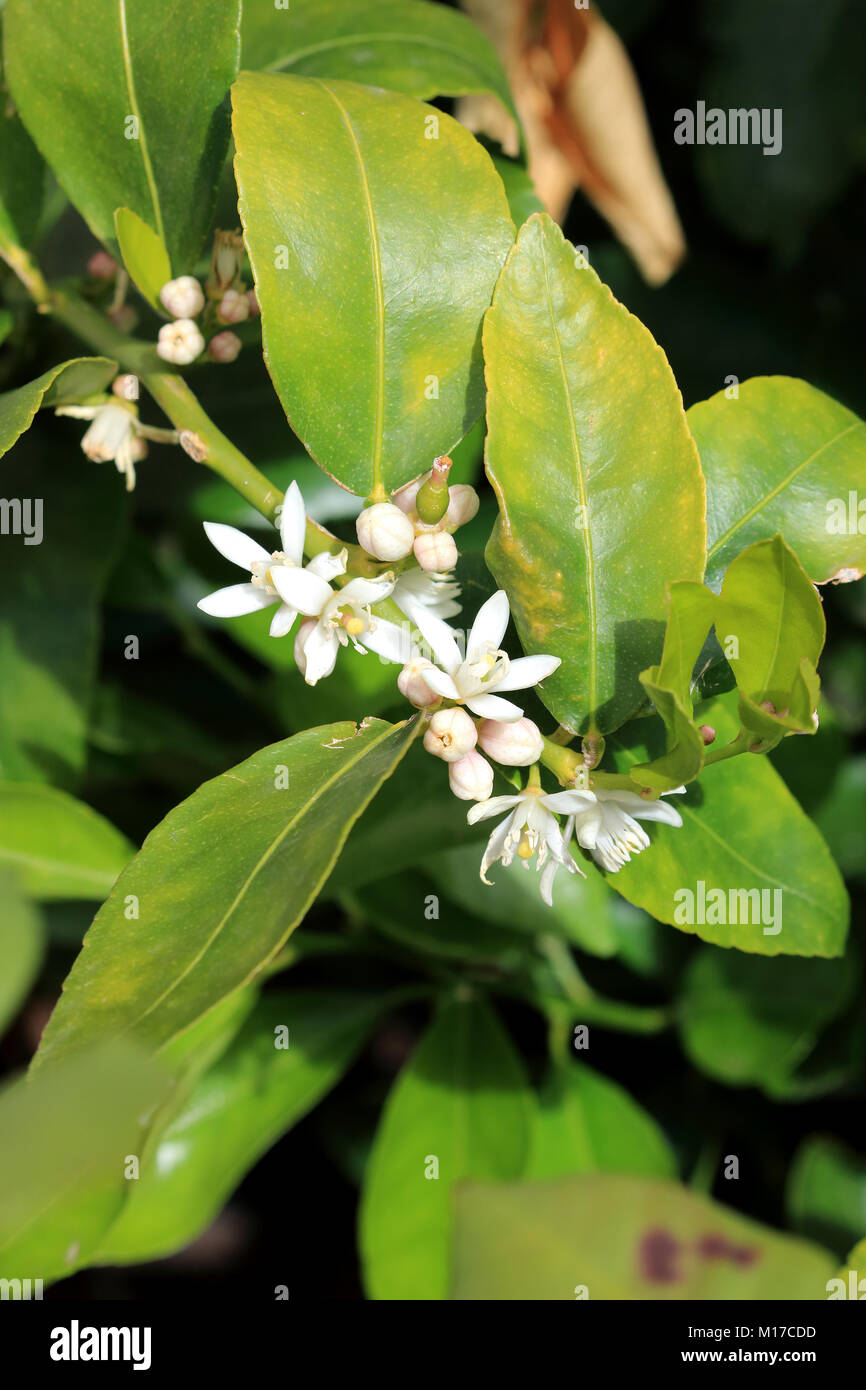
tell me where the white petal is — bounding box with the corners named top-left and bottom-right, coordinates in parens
top-left (420, 666), bottom-right (461, 701)
top-left (479, 817), bottom-right (514, 883)
top-left (300, 624), bottom-right (339, 685)
top-left (278, 481), bottom-right (306, 565)
top-left (341, 574), bottom-right (396, 606)
top-left (54, 404), bottom-right (100, 420)
top-left (307, 549), bottom-right (347, 582)
top-left (467, 590), bottom-right (509, 658)
top-left (629, 799), bottom-right (684, 828)
top-left (197, 583), bottom-right (276, 618)
top-left (203, 521), bottom-right (270, 571)
top-left (466, 692), bottom-right (524, 722)
top-left (269, 603), bottom-right (298, 638)
top-left (494, 654), bottom-right (561, 692)
top-left (467, 795), bottom-right (523, 825)
top-left (272, 565), bottom-right (333, 615)
top-left (410, 602), bottom-right (463, 672)
top-left (540, 790), bottom-right (597, 814)
top-left (361, 617), bottom-right (411, 665)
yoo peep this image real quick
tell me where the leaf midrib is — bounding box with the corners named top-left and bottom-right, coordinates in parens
top-left (117, 0), bottom-right (166, 249)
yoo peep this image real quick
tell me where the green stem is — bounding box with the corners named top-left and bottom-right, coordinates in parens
top-left (703, 729), bottom-right (751, 765)
top-left (538, 936), bottom-right (671, 1036)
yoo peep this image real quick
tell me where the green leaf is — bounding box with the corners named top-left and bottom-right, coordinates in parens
top-left (604, 697), bottom-right (849, 957)
top-left (787, 1138), bottom-right (866, 1256)
top-left (632, 581), bottom-right (718, 790)
top-left (679, 946), bottom-right (855, 1091)
top-left (96, 990), bottom-right (389, 1265)
top-left (716, 535), bottom-right (825, 746)
top-left (232, 72), bottom-right (514, 497)
top-left (359, 996), bottom-right (533, 1299)
top-left (0, 358), bottom-right (117, 460)
top-left (0, 1043), bottom-right (169, 1284)
top-left (484, 214), bottom-right (706, 735)
top-left (527, 1062), bottom-right (676, 1181)
top-left (114, 206), bottom-right (171, 311)
top-left (4, 0), bottom-right (241, 270)
top-left (689, 377), bottom-right (866, 589)
top-left (0, 868), bottom-right (44, 1033)
top-left (0, 32), bottom-right (44, 250)
top-left (450, 1174), bottom-right (835, 1300)
top-left (0, 782), bottom-right (133, 900)
top-left (241, 0), bottom-right (518, 125)
top-left (34, 717), bottom-right (419, 1066)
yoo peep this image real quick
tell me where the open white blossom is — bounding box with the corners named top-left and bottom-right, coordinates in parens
top-left (55, 398), bottom-right (174, 491)
top-left (272, 562), bottom-right (406, 686)
top-left (198, 480), bottom-right (334, 637)
top-left (467, 789), bottom-right (585, 905)
top-left (392, 568), bottom-right (461, 622)
top-left (563, 786), bottom-right (686, 873)
top-left (409, 590), bottom-right (559, 722)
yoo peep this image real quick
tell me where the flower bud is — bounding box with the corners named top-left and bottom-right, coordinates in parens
top-left (444, 484), bottom-right (480, 531)
top-left (423, 707), bottom-right (477, 762)
top-left (208, 330), bottom-right (242, 363)
top-left (88, 250), bottom-right (119, 280)
top-left (416, 455), bottom-right (452, 524)
top-left (699, 724), bottom-right (716, 746)
top-left (218, 288), bottom-right (250, 325)
top-left (356, 502), bottom-right (415, 561)
top-left (293, 618), bottom-right (317, 677)
top-left (477, 717), bottom-right (543, 767)
top-left (247, 288), bottom-right (261, 316)
top-left (414, 530), bottom-right (458, 572)
top-left (112, 374), bottom-right (139, 402)
top-left (207, 229), bottom-right (244, 298)
top-left (160, 276), bottom-right (205, 319)
top-left (449, 750), bottom-right (494, 801)
top-left (157, 318), bottom-right (205, 365)
top-left (397, 657), bottom-right (439, 708)
top-left (392, 475), bottom-right (424, 515)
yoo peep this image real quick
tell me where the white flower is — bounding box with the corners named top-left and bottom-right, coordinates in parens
top-left (271, 558), bottom-right (406, 687)
top-left (198, 480), bottom-right (327, 637)
top-left (157, 318), bottom-right (205, 365)
top-left (423, 707), bottom-right (477, 762)
top-left (356, 502), bottom-right (415, 561)
top-left (55, 397), bottom-right (173, 491)
top-left (468, 789), bottom-right (585, 904)
top-left (563, 786), bottom-right (686, 874)
top-left (477, 716), bottom-right (543, 766)
top-left (392, 568), bottom-right (461, 622)
top-left (449, 749), bottom-right (494, 801)
top-left (414, 530), bottom-right (457, 572)
top-left (160, 276), bottom-right (204, 319)
top-left (409, 590), bottom-right (559, 723)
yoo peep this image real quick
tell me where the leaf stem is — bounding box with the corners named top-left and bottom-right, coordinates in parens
top-left (703, 728), bottom-right (751, 765)
top-left (538, 935), bottom-right (672, 1035)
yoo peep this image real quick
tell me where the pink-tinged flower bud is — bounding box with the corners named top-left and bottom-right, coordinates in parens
top-left (247, 288), bottom-right (261, 316)
top-left (414, 530), bottom-right (458, 572)
top-left (444, 484), bottom-right (480, 530)
top-left (397, 657), bottom-right (439, 708)
top-left (208, 330), bottom-right (242, 363)
top-left (157, 318), bottom-right (205, 365)
top-left (699, 724), bottom-right (716, 746)
top-left (159, 276), bottom-right (204, 319)
top-left (449, 750), bottom-right (494, 801)
top-left (88, 250), bottom-right (118, 280)
top-left (108, 304), bottom-right (137, 334)
top-left (423, 707), bottom-right (477, 762)
top-left (112, 374), bottom-right (139, 402)
top-left (218, 288), bottom-right (250, 324)
top-left (477, 716), bottom-right (543, 766)
top-left (356, 502), bottom-right (415, 561)
top-left (392, 474), bottom-right (425, 515)
top-left (293, 618), bottom-right (317, 677)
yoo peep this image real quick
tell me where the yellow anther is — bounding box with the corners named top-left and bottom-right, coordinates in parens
top-left (517, 833), bottom-right (534, 860)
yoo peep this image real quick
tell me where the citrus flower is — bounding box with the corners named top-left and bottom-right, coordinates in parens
top-left (566, 786), bottom-right (686, 873)
top-left (273, 565), bottom-right (406, 686)
top-left (55, 396), bottom-right (175, 491)
top-left (467, 788), bottom-right (585, 904)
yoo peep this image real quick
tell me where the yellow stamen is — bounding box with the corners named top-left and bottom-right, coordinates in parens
top-left (344, 615), bottom-right (365, 637)
top-left (517, 834), bottom-right (534, 860)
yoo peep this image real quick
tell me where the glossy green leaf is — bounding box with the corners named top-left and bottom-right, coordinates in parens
top-left (0, 358), bottom-right (117, 460)
top-left (604, 697), bottom-right (849, 957)
top-left (0, 782), bottom-right (133, 900)
top-left (360, 996), bottom-right (533, 1299)
top-left (527, 1062), bottom-right (676, 1181)
top-left (451, 1175), bottom-right (835, 1300)
top-left (4, 0), bottom-right (241, 269)
top-left (241, 0), bottom-right (518, 125)
top-left (34, 717), bottom-right (419, 1066)
top-left (716, 535), bottom-right (825, 745)
top-left (679, 946), bottom-right (855, 1090)
top-left (0, 33), bottom-right (44, 250)
top-left (0, 1043), bottom-right (169, 1284)
top-left (96, 990), bottom-right (389, 1265)
top-left (232, 72), bottom-right (514, 497)
top-left (114, 206), bottom-right (171, 311)
top-left (813, 756), bottom-right (866, 880)
top-left (787, 1138), bottom-right (866, 1255)
top-left (0, 868), bottom-right (44, 1033)
top-left (689, 377), bottom-right (866, 589)
top-left (484, 214), bottom-right (706, 735)
top-left (632, 581), bottom-right (718, 790)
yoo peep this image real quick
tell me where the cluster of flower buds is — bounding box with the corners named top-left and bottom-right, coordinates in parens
top-left (156, 231), bottom-right (257, 368)
top-left (354, 456), bottom-right (479, 573)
